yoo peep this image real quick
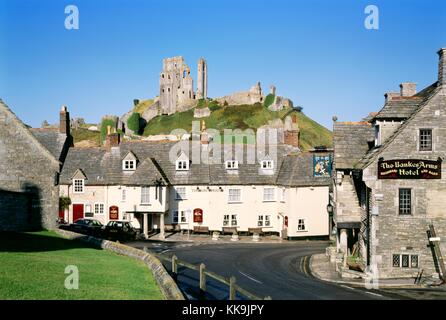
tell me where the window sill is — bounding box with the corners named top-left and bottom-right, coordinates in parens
top-left (228, 202), bottom-right (243, 204)
top-left (297, 230), bottom-right (308, 233)
top-left (262, 200), bottom-right (276, 203)
top-left (140, 204), bottom-right (151, 206)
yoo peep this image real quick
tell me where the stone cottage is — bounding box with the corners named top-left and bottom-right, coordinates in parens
top-left (0, 102), bottom-right (72, 231)
top-left (333, 48), bottom-right (446, 279)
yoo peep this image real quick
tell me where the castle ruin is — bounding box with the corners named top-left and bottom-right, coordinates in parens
top-left (159, 56), bottom-right (208, 115)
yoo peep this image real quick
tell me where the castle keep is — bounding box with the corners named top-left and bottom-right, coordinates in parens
top-left (159, 56), bottom-right (208, 115)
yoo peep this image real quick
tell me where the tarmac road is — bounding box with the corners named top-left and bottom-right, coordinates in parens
top-left (129, 240), bottom-right (403, 300)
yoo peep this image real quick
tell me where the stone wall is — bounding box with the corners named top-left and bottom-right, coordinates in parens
top-left (363, 89), bottom-right (446, 278)
top-left (0, 102), bottom-right (59, 231)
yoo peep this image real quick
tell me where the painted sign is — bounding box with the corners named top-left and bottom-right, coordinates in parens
top-left (109, 206), bottom-right (119, 220)
top-left (313, 155), bottom-right (332, 177)
top-left (193, 208), bottom-right (203, 223)
top-left (378, 159), bottom-right (441, 179)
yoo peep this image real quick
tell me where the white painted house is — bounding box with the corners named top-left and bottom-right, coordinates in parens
top-left (59, 134), bottom-right (332, 240)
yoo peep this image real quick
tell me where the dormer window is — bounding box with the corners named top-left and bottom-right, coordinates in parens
top-left (225, 160), bottom-right (239, 170)
top-left (261, 160), bottom-right (274, 169)
top-left (73, 179), bottom-right (84, 193)
top-left (176, 160), bottom-right (189, 171)
top-left (123, 160), bottom-right (136, 171)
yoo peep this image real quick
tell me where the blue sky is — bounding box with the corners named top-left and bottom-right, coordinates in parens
top-left (1, 0), bottom-right (445, 129)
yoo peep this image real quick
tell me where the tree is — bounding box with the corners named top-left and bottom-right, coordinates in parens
top-left (59, 196), bottom-right (72, 211)
top-left (127, 112), bottom-right (141, 134)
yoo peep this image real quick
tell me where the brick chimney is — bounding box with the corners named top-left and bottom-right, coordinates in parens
top-left (60, 106), bottom-right (70, 134)
top-left (384, 92), bottom-right (400, 103)
top-left (105, 125), bottom-right (120, 150)
top-left (284, 115), bottom-right (300, 148)
top-left (400, 82), bottom-right (417, 97)
top-left (438, 48), bottom-right (446, 87)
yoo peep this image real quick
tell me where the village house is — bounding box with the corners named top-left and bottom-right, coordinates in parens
top-left (332, 48), bottom-right (446, 279)
top-left (0, 102), bottom-right (72, 231)
top-left (59, 124), bottom-right (333, 240)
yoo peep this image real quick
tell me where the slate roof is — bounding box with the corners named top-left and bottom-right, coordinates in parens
top-left (373, 97), bottom-right (423, 120)
top-left (333, 122), bottom-right (375, 170)
top-left (355, 83), bottom-right (440, 170)
top-left (59, 141), bottom-right (332, 187)
top-left (372, 82), bottom-right (438, 121)
top-left (334, 82), bottom-right (440, 170)
top-left (30, 128), bottom-right (69, 161)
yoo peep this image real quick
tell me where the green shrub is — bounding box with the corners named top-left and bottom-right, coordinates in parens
top-left (127, 112), bottom-right (141, 133)
top-left (264, 94), bottom-right (276, 107)
top-left (59, 197), bottom-right (71, 210)
top-left (100, 119), bottom-right (117, 142)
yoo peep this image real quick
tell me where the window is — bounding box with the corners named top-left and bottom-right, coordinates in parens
top-left (261, 160), bottom-right (274, 169)
top-left (223, 214), bottom-right (238, 227)
top-left (176, 160), bottom-right (189, 171)
top-left (174, 210), bottom-right (189, 224)
top-left (258, 215), bottom-right (271, 227)
top-left (228, 189), bottom-right (241, 203)
top-left (73, 179), bottom-right (84, 193)
top-left (280, 188), bottom-right (286, 202)
top-left (399, 189), bottom-right (412, 215)
top-left (297, 219), bottom-right (306, 232)
top-left (123, 160), bottom-right (136, 171)
top-left (175, 187), bottom-right (187, 200)
top-left (121, 189), bottom-right (126, 202)
top-left (141, 187), bottom-right (150, 204)
top-left (263, 188), bottom-right (275, 202)
top-left (419, 129), bottom-right (432, 151)
top-left (94, 203), bottom-right (105, 215)
top-left (225, 160), bottom-right (239, 170)
top-left (393, 254), bottom-right (419, 268)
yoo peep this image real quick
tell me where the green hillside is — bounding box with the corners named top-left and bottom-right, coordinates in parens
top-left (142, 102), bottom-right (332, 150)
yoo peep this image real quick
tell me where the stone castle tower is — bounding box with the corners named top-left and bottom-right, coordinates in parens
top-left (159, 56), bottom-right (195, 115)
top-left (197, 58), bottom-right (208, 100)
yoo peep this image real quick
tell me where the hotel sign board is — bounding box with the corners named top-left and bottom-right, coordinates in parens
top-left (378, 159), bottom-right (441, 180)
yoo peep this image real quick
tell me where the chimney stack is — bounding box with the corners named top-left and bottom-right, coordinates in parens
top-left (105, 126), bottom-right (120, 150)
top-left (438, 48), bottom-right (446, 87)
top-left (384, 92), bottom-right (400, 103)
top-left (60, 105), bottom-right (70, 134)
top-left (400, 83), bottom-right (417, 97)
top-left (284, 115), bottom-right (300, 148)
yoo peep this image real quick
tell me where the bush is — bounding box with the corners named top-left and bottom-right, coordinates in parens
top-left (59, 196), bottom-right (71, 211)
top-left (127, 112), bottom-right (141, 133)
top-left (100, 119), bottom-right (117, 141)
top-left (264, 94), bottom-right (276, 107)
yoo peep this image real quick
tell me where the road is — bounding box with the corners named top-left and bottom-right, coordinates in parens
top-left (128, 240), bottom-right (403, 300)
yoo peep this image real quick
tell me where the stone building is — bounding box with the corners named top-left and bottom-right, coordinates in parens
top-left (0, 102), bottom-right (71, 231)
top-left (333, 48), bottom-right (446, 279)
top-left (216, 82), bottom-right (264, 106)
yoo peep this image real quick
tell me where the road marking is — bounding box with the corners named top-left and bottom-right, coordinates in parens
top-left (340, 285), bottom-right (356, 291)
top-left (239, 271), bottom-right (263, 284)
top-left (366, 291), bottom-right (383, 297)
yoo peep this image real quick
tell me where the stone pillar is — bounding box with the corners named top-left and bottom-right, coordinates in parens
top-left (159, 213), bottom-right (165, 240)
top-left (340, 229), bottom-right (348, 253)
top-left (143, 214), bottom-right (148, 239)
top-left (60, 106), bottom-right (70, 134)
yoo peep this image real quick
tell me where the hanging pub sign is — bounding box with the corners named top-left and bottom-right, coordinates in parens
top-left (109, 206), bottom-right (119, 220)
top-left (313, 155), bottom-right (332, 178)
top-left (378, 159), bottom-right (442, 180)
top-left (193, 208), bottom-right (203, 223)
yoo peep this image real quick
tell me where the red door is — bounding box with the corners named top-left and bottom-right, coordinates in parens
top-left (58, 209), bottom-right (65, 219)
top-left (73, 204), bottom-right (84, 222)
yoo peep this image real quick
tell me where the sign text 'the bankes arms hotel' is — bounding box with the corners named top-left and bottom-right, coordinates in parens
top-left (378, 159), bottom-right (442, 179)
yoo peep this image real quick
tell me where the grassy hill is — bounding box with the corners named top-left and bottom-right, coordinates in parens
top-left (142, 102), bottom-right (332, 150)
top-left (71, 101), bottom-right (332, 151)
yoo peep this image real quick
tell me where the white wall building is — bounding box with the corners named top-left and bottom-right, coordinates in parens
top-left (59, 137), bottom-right (332, 240)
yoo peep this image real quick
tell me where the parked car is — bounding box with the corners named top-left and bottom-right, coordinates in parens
top-left (102, 221), bottom-right (138, 241)
top-left (59, 218), bottom-right (104, 237)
